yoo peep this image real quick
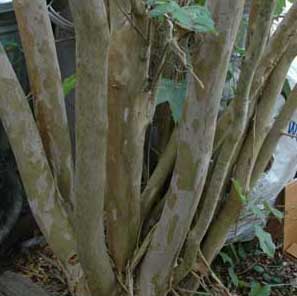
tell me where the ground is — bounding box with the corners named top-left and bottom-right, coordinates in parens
top-left (0, 221), bottom-right (296, 296)
top-left (215, 240), bottom-right (297, 296)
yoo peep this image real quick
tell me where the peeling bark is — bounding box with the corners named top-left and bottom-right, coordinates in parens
top-left (138, 2), bottom-right (245, 294)
top-left (216, 1), bottom-right (297, 147)
top-left (173, 0), bottom-right (276, 285)
top-left (236, 39), bottom-right (297, 191)
top-left (202, 38), bottom-right (297, 268)
top-left (0, 44), bottom-right (87, 296)
top-left (69, 1), bottom-right (116, 295)
top-left (13, 0), bottom-right (74, 211)
top-left (105, 2), bottom-right (153, 271)
top-left (252, 83), bottom-right (297, 185)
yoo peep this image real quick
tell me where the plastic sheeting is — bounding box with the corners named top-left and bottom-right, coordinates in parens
top-left (227, 60), bottom-right (297, 243)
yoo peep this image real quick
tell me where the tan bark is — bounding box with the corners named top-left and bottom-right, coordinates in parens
top-left (69, 1), bottom-right (116, 295)
top-left (0, 44), bottom-right (88, 296)
top-left (236, 39), bottom-right (297, 192)
top-left (215, 1), bottom-right (297, 148)
top-left (173, 0), bottom-right (276, 285)
top-left (202, 34), bottom-right (297, 268)
top-left (105, 1), bottom-right (153, 271)
top-left (141, 129), bottom-right (177, 221)
top-left (252, 84), bottom-right (297, 185)
top-left (138, 1), bottom-right (245, 295)
top-left (13, 0), bottom-right (74, 211)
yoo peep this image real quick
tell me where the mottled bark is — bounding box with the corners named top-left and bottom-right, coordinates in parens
top-left (69, 1), bottom-right (116, 295)
top-left (236, 39), bottom-right (297, 191)
top-left (138, 1), bottom-right (245, 295)
top-left (216, 1), bottom-right (297, 147)
top-left (173, 0), bottom-right (276, 285)
top-left (105, 1), bottom-right (153, 271)
top-left (202, 28), bottom-right (297, 267)
top-left (0, 44), bottom-right (88, 296)
top-left (252, 83), bottom-right (297, 185)
top-left (141, 129), bottom-right (177, 221)
top-left (13, 0), bottom-right (74, 211)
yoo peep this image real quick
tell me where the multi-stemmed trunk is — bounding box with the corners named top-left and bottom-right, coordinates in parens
top-left (0, 1), bottom-right (297, 296)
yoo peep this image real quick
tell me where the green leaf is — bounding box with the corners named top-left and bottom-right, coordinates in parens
top-left (149, 2), bottom-right (216, 33)
top-left (231, 179), bottom-right (247, 204)
top-left (150, 1), bottom-right (179, 17)
top-left (253, 265), bottom-right (265, 273)
top-left (254, 225), bottom-right (276, 258)
top-left (219, 252), bottom-right (234, 266)
top-left (235, 46), bottom-right (245, 57)
top-left (238, 243), bottom-right (247, 259)
top-left (249, 282), bottom-right (271, 296)
top-left (263, 273), bottom-right (272, 282)
top-left (271, 276), bottom-right (282, 284)
top-left (274, 0), bottom-right (286, 16)
top-left (228, 267), bottom-right (239, 287)
top-left (249, 203), bottom-right (266, 222)
top-left (175, 5), bottom-right (216, 33)
top-left (155, 78), bottom-right (187, 122)
top-left (63, 74), bottom-right (76, 96)
top-left (263, 201), bottom-right (284, 222)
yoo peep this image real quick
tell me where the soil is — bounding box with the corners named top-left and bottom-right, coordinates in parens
top-left (1, 242), bottom-right (70, 296)
top-left (213, 240), bottom-right (297, 296)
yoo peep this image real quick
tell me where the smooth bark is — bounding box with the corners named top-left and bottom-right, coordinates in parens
top-left (139, 1), bottom-right (245, 294)
top-left (69, 1), bottom-right (116, 295)
top-left (105, 1), bottom-right (153, 271)
top-left (13, 0), bottom-right (74, 211)
top-left (252, 83), bottom-right (297, 184)
top-left (0, 44), bottom-right (87, 296)
top-left (173, 0), bottom-right (276, 285)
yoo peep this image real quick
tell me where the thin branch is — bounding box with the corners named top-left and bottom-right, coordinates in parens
top-left (174, 0), bottom-right (276, 284)
top-left (252, 83), bottom-right (297, 184)
top-left (215, 1), bottom-right (297, 149)
top-left (114, 0), bottom-right (148, 44)
top-left (138, 1), bottom-right (245, 294)
top-left (13, 0), bottom-right (74, 212)
top-left (0, 42), bottom-right (87, 295)
top-left (141, 129), bottom-right (177, 221)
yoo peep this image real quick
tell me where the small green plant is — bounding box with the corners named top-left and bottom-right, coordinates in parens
top-left (231, 179), bottom-right (284, 258)
top-left (249, 281), bottom-right (271, 296)
top-left (147, 0), bottom-right (216, 33)
top-left (62, 74), bottom-right (76, 96)
top-left (219, 251), bottom-right (239, 288)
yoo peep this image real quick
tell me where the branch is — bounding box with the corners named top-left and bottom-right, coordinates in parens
top-left (235, 37), bottom-right (297, 192)
top-left (201, 9), bottom-right (297, 265)
top-left (215, 1), bottom-right (297, 149)
top-left (173, 0), bottom-right (276, 285)
top-left (105, 1), bottom-right (152, 271)
top-left (68, 1), bottom-right (116, 295)
top-left (13, 0), bottom-right (74, 212)
top-left (0, 43), bottom-right (87, 295)
top-left (251, 83), bottom-right (297, 185)
top-left (138, 1), bottom-right (245, 294)
top-left (141, 129), bottom-right (177, 221)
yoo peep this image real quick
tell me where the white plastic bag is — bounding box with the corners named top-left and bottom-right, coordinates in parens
top-left (227, 95), bottom-right (297, 243)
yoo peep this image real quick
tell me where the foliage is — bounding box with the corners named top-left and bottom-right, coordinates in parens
top-left (62, 75), bottom-right (76, 97)
top-left (254, 225), bottom-right (275, 258)
top-left (155, 78), bottom-right (187, 122)
top-left (275, 0), bottom-right (295, 16)
top-left (249, 282), bottom-right (271, 296)
top-left (275, 0), bottom-right (287, 16)
top-left (148, 0), bottom-right (216, 33)
top-left (231, 179), bottom-right (284, 258)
